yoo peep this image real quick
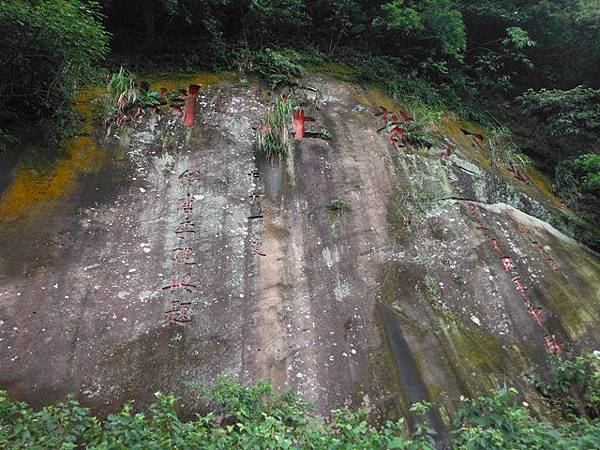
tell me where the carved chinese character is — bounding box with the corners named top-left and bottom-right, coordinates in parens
top-left (292, 109), bottom-right (316, 139)
top-left (388, 125), bottom-right (406, 148)
top-left (548, 258), bottom-right (560, 272)
top-left (467, 204), bottom-right (478, 218)
top-left (178, 169), bottom-right (201, 185)
top-left (376, 106), bottom-right (392, 125)
top-left (179, 196), bottom-right (193, 214)
top-left (162, 273), bottom-right (197, 292)
top-left (165, 301), bottom-right (192, 323)
top-left (491, 239), bottom-right (501, 253)
top-left (528, 305), bottom-right (544, 328)
top-left (251, 240), bottom-right (266, 257)
top-left (248, 169), bottom-right (260, 179)
top-left (545, 334), bottom-right (562, 354)
top-left (441, 144), bottom-right (454, 161)
top-left (171, 246), bottom-right (195, 265)
top-left (175, 219), bottom-right (195, 237)
top-left (249, 191), bottom-right (263, 203)
top-left (512, 276), bottom-right (528, 297)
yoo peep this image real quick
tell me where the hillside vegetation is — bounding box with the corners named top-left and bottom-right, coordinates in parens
top-left (2, 353), bottom-right (600, 449)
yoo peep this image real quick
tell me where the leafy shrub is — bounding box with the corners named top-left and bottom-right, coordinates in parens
top-left (453, 387), bottom-right (600, 450)
top-left (518, 87), bottom-right (600, 142)
top-left (252, 48), bottom-right (305, 89)
top-left (402, 104), bottom-right (441, 147)
top-left (0, 378), bottom-right (415, 449)
top-left (3, 369), bottom-right (600, 449)
top-left (529, 353), bottom-right (600, 420)
top-left (485, 127), bottom-right (532, 172)
top-left (0, 0), bottom-right (109, 143)
top-left (423, 275), bottom-right (440, 299)
top-left (554, 154), bottom-right (600, 226)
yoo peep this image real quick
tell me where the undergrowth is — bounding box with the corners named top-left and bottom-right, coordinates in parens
top-left (2, 354), bottom-right (600, 449)
top-left (485, 126), bottom-right (533, 173)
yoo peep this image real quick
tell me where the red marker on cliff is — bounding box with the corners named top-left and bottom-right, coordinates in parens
top-left (292, 109), bottom-right (315, 139)
top-left (183, 84), bottom-right (200, 127)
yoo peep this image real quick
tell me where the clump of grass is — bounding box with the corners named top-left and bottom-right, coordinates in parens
top-left (404, 103), bottom-right (441, 147)
top-left (256, 96), bottom-right (294, 160)
top-left (424, 275), bottom-right (441, 299)
top-left (156, 152), bottom-right (175, 173)
top-left (486, 126), bottom-right (533, 173)
top-left (329, 195), bottom-right (350, 213)
top-left (102, 67), bottom-right (137, 119)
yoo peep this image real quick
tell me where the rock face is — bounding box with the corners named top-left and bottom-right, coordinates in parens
top-left (1, 75), bottom-right (599, 430)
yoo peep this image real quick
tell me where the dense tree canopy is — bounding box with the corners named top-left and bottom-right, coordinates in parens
top-left (0, 0), bottom-right (108, 145)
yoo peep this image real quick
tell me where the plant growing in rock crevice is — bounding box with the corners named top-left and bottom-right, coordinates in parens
top-left (329, 195), bottom-right (350, 214)
top-left (424, 276), bottom-right (440, 298)
top-left (403, 104), bottom-right (441, 147)
top-left (102, 67), bottom-right (137, 121)
top-left (485, 126), bottom-right (532, 177)
top-left (256, 96), bottom-right (294, 160)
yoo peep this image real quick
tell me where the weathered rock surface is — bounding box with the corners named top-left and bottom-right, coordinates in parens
top-left (1, 76), bottom-right (599, 430)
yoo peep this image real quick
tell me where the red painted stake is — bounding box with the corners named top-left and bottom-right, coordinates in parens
top-left (292, 109), bottom-right (316, 139)
top-left (388, 125), bottom-right (405, 147)
top-left (183, 84), bottom-right (200, 127)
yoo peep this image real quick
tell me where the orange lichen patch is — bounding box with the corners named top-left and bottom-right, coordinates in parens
top-left (0, 89), bottom-right (107, 223)
top-left (146, 72), bottom-right (235, 92)
top-left (434, 115), bottom-right (491, 166)
top-left (357, 84), bottom-right (401, 112)
top-left (527, 168), bottom-right (565, 208)
top-left (74, 87), bottom-right (103, 134)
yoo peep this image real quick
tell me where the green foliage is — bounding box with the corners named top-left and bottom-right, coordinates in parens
top-left (557, 154), bottom-right (600, 195)
top-left (249, 0), bottom-right (311, 36)
top-left (471, 26), bottom-right (536, 93)
top-left (102, 67), bottom-right (137, 119)
top-left (408, 401), bottom-right (437, 449)
top-left (0, 378), bottom-right (415, 449)
top-left (0, 0), bottom-right (109, 143)
top-left (374, 0), bottom-right (466, 59)
top-left (485, 127), bottom-right (532, 173)
top-left (402, 104), bottom-right (440, 147)
top-left (423, 275), bottom-right (440, 299)
top-left (0, 391), bottom-right (101, 449)
top-left (329, 195), bottom-right (350, 213)
top-left (529, 353), bottom-right (600, 421)
top-left (256, 96), bottom-right (294, 160)
top-left (0, 128), bottom-right (17, 155)
top-left (555, 153), bottom-right (600, 222)
top-left (453, 386), bottom-right (600, 450)
top-left (4, 370), bottom-right (600, 449)
top-left (518, 86), bottom-right (600, 141)
top-left (253, 48), bottom-right (305, 89)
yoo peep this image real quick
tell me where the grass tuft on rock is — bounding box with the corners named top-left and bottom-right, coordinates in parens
top-left (256, 96), bottom-right (294, 161)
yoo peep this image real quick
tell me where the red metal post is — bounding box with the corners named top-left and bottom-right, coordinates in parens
top-left (183, 84), bottom-right (200, 127)
top-left (292, 109), bottom-right (316, 139)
